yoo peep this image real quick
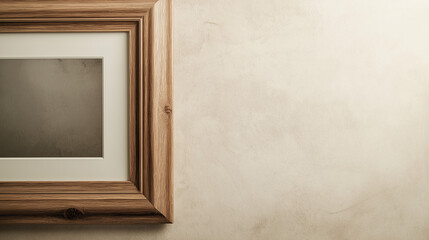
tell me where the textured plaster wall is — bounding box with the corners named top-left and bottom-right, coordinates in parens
top-left (2, 0), bottom-right (429, 239)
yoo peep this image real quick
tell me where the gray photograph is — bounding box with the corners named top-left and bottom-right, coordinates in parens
top-left (0, 59), bottom-right (103, 157)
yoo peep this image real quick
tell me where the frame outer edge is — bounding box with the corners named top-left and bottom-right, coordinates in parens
top-left (148, 0), bottom-right (173, 223)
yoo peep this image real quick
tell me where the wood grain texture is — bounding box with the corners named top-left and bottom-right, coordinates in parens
top-left (0, 0), bottom-right (156, 18)
top-left (0, 21), bottom-right (137, 32)
top-left (128, 20), bottom-right (140, 188)
top-left (142, 14), bottom-right (152, 198)
top-left (148, 0), bottom-right (174, 222)
top-left (0, 194), bottom-right (146, 201)
top-left (0, 0), bottom-right (173, 224)
top-left (0, 199), bottom-right (154, 215)
top-left (0, 182), bottom-right (138, 193)
top-left (0, 214), bottom-right (169, 224)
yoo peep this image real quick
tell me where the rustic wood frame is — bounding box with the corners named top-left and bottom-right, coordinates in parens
top-left (0, 0), bottom-right (173, 224)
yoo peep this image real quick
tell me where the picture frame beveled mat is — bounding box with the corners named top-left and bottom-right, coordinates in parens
top-left (0, 0), bottom-right (173, 224)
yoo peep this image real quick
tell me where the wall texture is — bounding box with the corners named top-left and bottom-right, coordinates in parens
top-left (2, 0), bottom-right (429, 239)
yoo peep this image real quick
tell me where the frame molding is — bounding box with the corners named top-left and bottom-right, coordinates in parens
top-left (0, 0), bottom-right (173, 224)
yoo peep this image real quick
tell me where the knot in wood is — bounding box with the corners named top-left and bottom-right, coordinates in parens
top-left (64, 208), bottom-right (84, 220)
top-left (164, 106), bottom-right (172, 114)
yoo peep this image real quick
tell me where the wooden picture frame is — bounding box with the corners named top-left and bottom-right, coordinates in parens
top-left (0, 0), bottom-right (173, 224)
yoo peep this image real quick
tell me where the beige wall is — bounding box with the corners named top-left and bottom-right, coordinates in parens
top-left (2, 0), bottom-right (429, 239)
